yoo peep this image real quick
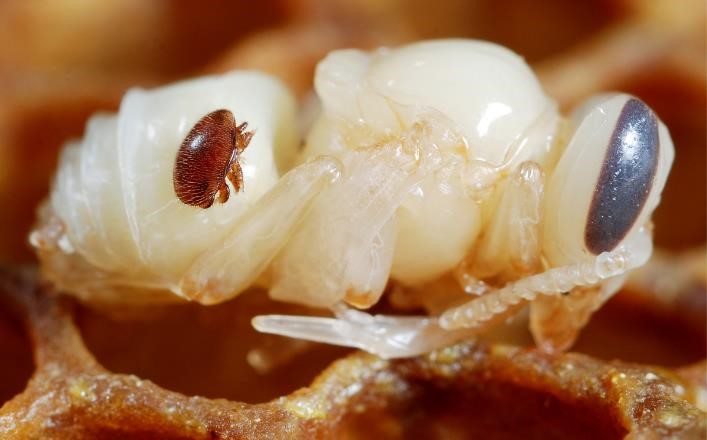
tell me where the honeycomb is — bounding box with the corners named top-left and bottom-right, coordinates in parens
top-left (0, 0), bottom-right (705, 438)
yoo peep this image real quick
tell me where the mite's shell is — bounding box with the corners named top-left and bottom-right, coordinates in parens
top-left (173, 109), bottom-right (254, 209)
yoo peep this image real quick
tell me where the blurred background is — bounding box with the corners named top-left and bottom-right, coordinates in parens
top-left (0, 0), bottom-right (704, 404)
top-left (0, 0), bottom-right (704, 264)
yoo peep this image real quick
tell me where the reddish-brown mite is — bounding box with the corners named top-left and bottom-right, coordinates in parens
top-left (173, 109), bottom-right (254, 208)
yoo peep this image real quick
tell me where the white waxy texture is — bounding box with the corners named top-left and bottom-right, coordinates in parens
top-left (313, 39), bottom-right (556, 166)
top-left (49, 71), bottom-right (300, 294)
top-left (302, 39), bottom-right (556, 286)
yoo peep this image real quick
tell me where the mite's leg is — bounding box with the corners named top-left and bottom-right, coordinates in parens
top-left (178, 156), bottom-right (341, 303)
top-left (235, 122), bottom-right (254, 152)
top-left (439, 230), bottom-right (652, 332)
top-left (266, 138), bottom-right (427, 310)
top-left (461, 160), bottom-right (545, 283)
top-left (217, 181), bottom-right (230, 204)
top-left (227, 161), bottom-right (244, 193)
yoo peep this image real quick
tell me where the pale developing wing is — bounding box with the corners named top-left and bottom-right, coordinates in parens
top-left (37, 71), bottom-right (302, 304)
top-left (178, 156), bottom-right (341, 304)
top-left (268, 143), bottom-right (417, 309)
top-left (471, 161), bottom-right (544, 279)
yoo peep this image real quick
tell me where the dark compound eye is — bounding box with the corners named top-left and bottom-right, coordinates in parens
top-left (173, 109), bottom-right (254, 209)
top-left (584, 98), bottom-right (659, 254)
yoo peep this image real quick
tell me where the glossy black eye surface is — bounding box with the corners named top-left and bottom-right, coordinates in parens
top-left (585, 98), bottom-right (659, 254)
top-left (173, 110), bottom-right (253, 209)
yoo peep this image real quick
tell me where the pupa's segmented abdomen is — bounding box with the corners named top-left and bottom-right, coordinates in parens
top-left (34, 71), bottom-right (303, 303)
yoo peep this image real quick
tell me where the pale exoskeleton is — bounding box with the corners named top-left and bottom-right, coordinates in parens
top-left (254, 39), bottom-right (675, 356)
top-left (31, 71), bottom-right (342, 305)
top-left (31, 39), bottom-right (674, 359)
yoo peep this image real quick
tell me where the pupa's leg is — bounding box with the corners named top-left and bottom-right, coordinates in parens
top-left (251, 169), bottom-right (647, 358)
top-left (528, 274), bottom-right (626, 352)
top-left (251, 164), bottom-right (545, 359)
top-left (178, 156), bottom-right (341, 303)
top-left (253, 304), bottom-right (477, 359)
top-left (459, 160), bottom-right (545, 283)
top-left (439, 230), bottom-right (652, 331)
top-left (217, 181), bottom-right (230, 203)
top-left (251, 235), bottom-right (646, 360)
top-left (384, 161), bottom-right (544, 317)
top-left (388, 275), bottom-right (472, 315)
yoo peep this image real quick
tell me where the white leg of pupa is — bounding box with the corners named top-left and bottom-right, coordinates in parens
top-left (252, 304), bottom-right (476, 359)
top-left (439, 229), bottom-right (653, 331)
top-left (267, 137), bottom-right (432, 309)
top-left (177, 156), bottom-right (341, 304)
top-left (528, 273), bottom-right (626, 352)
top-left (464, 160), bottom-right (545, 281)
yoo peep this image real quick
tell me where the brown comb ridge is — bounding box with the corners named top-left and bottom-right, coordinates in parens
top-left (0, 268), bottom-right (704, 439)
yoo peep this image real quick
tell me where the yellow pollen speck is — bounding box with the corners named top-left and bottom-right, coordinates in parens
top-left (285, 398), bottom-right (327, 419)
top-left (68, 378), bottom-right (96, 403)
top-left (659, 411), bottom-right (685, 428)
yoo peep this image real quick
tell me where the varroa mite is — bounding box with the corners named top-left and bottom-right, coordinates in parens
top-left (173, 109), bottom-right (254, 208)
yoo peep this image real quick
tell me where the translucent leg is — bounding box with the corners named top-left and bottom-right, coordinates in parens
top-left (528, 229), bottom-right (655, 352)
top-left (440, 230), bottom-right (652, 332)
top-left (529, 275), bottom-right (625, 352)
top-left (252, 235), bottom-right (647, 358)
top-left (253, 304), bottom-right (476, 359)
top-left (267, 138), bottom-right (431, 309)
top-left (177, 156), bottom-right (341, 304)
top-left (465, 161), bottom-right (544, 281)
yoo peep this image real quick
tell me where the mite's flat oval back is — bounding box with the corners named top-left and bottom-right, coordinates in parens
top-left (109, 72), bottom-right (295, 281)
top-left (584, 99), bottom-right (659, 254)
top-left (174, 110), bottom-right (237, 209)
